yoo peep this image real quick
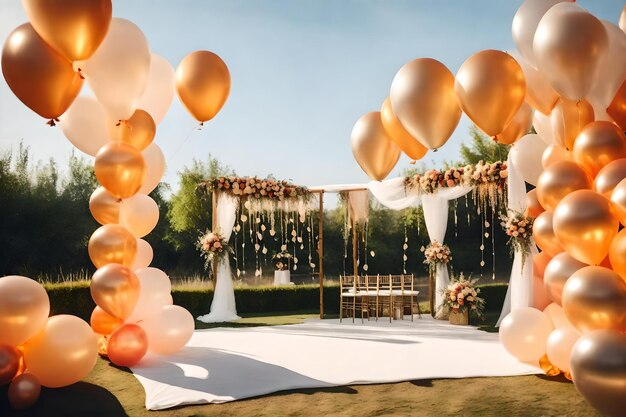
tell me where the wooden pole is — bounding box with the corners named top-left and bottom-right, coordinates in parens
top-left (318, 191), bottom-right (324, 319)
top-left (352, 219), bottom-right (358, 280)
top-left (429, 269), bottom-right (434, 318)
top-left (212, 189), bottom-right (218, 283)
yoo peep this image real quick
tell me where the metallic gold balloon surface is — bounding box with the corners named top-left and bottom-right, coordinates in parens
top-left (94, 142), bottom-right (145, 199)
top-left (90, 306), bottom-right (122, 336)
top-left (350, 112), bottom-right (400, 181)
top-left (1, 24), bottom-right (83, 119)
top-left (380, 97), bottom-right (427, 161)
top-left (570, 330), bottom-right (626, 417)
top-left (495, 102), bottom-right (533, 145)
top-left (0, 345), bottom-right (20, 385)
top-left (533, 211), bottom-right (563, 258)
top-left (89, 187), bottom-right (120, 225)
top-left (454, 50), bottom-right (526, 138)
top-left (88, 224), bottom-right (137, 268)
top-left (175, 50), bottom-right (230, 123)
top-left (563, 266), bottom-right (626, 333)
top-left (573, 121), bottom-right (626, 178)
top-left (390, 58), bottom-right (461, 150)
top-left (114, 109), bottom-right (156, 151)
top-left (90, 264), bottom-right (140, 320)
top-left (533, 3), bottom-right (608, 100)
top-left (536, 160), bottom-right (591, 212)
top-left (609, 229), bottom-right (626, 280)
top-left (544, 252), bottom-right (588, 306)
top-left (8, 373), bottom-right (41, 410)
top-left (611, 178), bottom-right (626, 226)
top-left (550, 98), bottom-right (594, 151)
top-left (607, 79), bottom-right (626, 131)
top-left (594, 159), bottom-right (626, 198)
top-left (22, 0), bottom-right (112, 62)
top-left (107, 324), bottom-right (148, 367)
top-left (524, 189), bottom-right (544, 219)
top-left (553, 190), bottom-right (619, 266)
top-left (538, 354), bottom-right (561, 377)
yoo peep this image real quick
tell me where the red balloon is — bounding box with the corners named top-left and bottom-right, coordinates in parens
top-left (107, 324), bottom-right (148, 367)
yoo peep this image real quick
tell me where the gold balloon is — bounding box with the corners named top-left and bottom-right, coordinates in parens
top-left (22, 0), bottom-right (112, 62)
top-left (454, 50), bottom-right (526, 138)
top-left (8, 373), bottom-right (41, 410)
top-left (91, 264), bottom-right (140, 320)
top-left (594, 159), bottom-right (626, 198)
top-left (113, 109), bottom-right (156, 151)
top-left (389, 58), bottom-right (461, 150)
top-left (88, 224), bottom-right (137, 268)
top-left (611, 178), bottom-right (626, 226)
top-left (539, 354), bottom-right (561, 377)
top-left (525, 189), bottom-right (544, 219)
top-left (533, 251), bottom-right (552, 279)
top-left (89, 187), bottom-right (120, 225)
top-left (536, 160), bottom-right (592, 212)
top-left (380, 97), bottom-right (427, 161)
top-left (607, 79), bottom-right (626, 131)
top-left (175, 50), bottom-right (230, 123)
top-left (533, 3), bottom-right (608, 100)
top-left (573, 121), bottom-right (626, 178)
top-left (94, 142), bottom-right (145, 199)
top-left (541, 145), bottom-right (572, 169)
top-left (0, 276), bottom-right (50, 347)
top-left (1, 23), bottom-right (83, 120)
top-left (533, 212), bottom-right (563, 258)
top-left (609, 229), bottom-right (626, 280)
top-left (553, 190), bottom-right (619, 266)
top-left (544, 252), bottom-right (588, 306)
top-left (350, 112), bottom-right (401, 181)
top-left (570, 330), bottom-right (626, 417)
top-left (90, 306), bottom-right (122, 336)
top-left (0, 345), bottom-right (20, 385)
top-left (550, 98), bottom-right (594, 151)
top-left (495, 102), bottom-right (533, 145)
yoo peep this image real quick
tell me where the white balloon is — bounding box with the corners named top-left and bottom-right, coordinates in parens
top-left (140, 305), bottom-right (194, 355)
top-left (510, 133), bottom-right (547, 186)
top-left (79, 18), bottom-right (151, 121)
top-left (512, 0), bottom-right (566, 66)
top-left (546, 327), bottom-right (580, 372)
top-left (130, 239), bottom-right (153, 270)
top-left (533, 111), bottom-right (556, 145)
top-left (511, 51), bottom-right (559, 115)
top-left (588, 21), bottom-right (626, 110)
top-left (59, 96), bottom-right (112, 156)
top-left (120, 194), bottom-right (159, 238)
top-left (126, 267), bottom-right (171, 324)
top-left (137, 53), bottom-right (175, 124)
top-left (139, 143), bottom-right (165, 194)
top-left (499, 307), bottom-right (554, 364)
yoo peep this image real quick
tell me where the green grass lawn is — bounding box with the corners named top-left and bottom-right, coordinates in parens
top-left (0, 311), bottom-right (599, 417)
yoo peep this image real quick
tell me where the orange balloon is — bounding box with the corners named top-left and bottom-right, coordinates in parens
top-left (90, 264), bottom-right (140, 320)
top-left (496, 102), bottom-right (533, 145)
top-left (107, 324), bottom-right (148, 367)
top-left (533, 211), bottom-right (563, 257)
top-left (544, 252), bottom-right (588, 306)
top-left (175, 50), bottom-right (230, 123)
top-left (454, 50), bottom-right (526, 138)
top-left (533, 251), bottom-right (552, 279)
top-left (553, 190), bottom-right (619, 265)
top-left (573, 121), bottom-right (626, 178)
top-left (0, 345), bottom-right (20, 385)
top-left (90, 306), bottom-right (122, 336)
top-left (594, 159), bottom-right (626, 198)
top-left (550, 98), bottom-right (594, 151)
top-left (609, 229), bottom-right (626, 280)
top-left (0, 276), bottom-right (50, 347)
top-left (88, 224), bottom-right (137, 268)
top-left (89, 187), bottom-right (120, 225)
top-left (607, 79), bottom-right (626, 131)
top-left (113, 109), bottom-right (156, 151)
top-left (389, 58), bottom-right (461, 150)
top-left (562, 266), bottom-right (626, 333)
top-left (541, 145), bottom-right (572, 169)
top-left (525, 189), bottom-right (544, 219)
top-left (536, 160), bottom-right (592, 211)
top-left (1, 23), bottom-right (83, 120)
top-left (22, 0), bottom-right (111, 62)
top-left (380, 97), bottom-right (427, 160)
top-left (8, 373), bottom-right (41, 410)
top-left (350, 112), bottom-right (401, 181)
top-left (611, 178), bottom-right (626, 226)
top-left (94, 142), bottom-right (145, 199)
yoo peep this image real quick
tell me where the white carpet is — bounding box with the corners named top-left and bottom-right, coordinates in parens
top-left (130, 316), bottom-right (540, 410)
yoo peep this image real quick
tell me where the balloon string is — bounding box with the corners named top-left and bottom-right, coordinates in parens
top-left (46, 118), bottom-right (59, 127)
top-left (170, 123), bottom-right (202, 159)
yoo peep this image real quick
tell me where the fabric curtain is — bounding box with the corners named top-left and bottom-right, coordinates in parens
top-left (496, 153), bottom-right (535, 326)
top-left (348, 190), bottom-right (369, 224)
top-left (367, 177), bottom-right (420, 210)
top-left (197, 192), bottom-right (241, 323)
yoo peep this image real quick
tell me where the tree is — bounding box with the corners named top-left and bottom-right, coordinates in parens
top-left (458, 127), bottom-right (510, 165)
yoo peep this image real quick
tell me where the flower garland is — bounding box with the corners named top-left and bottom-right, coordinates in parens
top-left (196, 229), bottom-right (233, 271)
top-left (272, 251), bottom-right (292, 271)
top-left (441, 273), bottom-right (485, 318)
top-left (199, 176), bottom-right (310, 202)
top-left (421, 241), bottom-right (452, 274)
top-left (500, 210), bottom-right (534, 266)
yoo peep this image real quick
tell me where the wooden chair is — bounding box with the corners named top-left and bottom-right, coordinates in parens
top-left (339, 274), bottom-right (357, 323)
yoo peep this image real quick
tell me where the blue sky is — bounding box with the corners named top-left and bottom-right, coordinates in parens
top-left (1, 0), bottom-right (623, 194)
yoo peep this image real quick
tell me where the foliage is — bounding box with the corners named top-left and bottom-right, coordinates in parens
top-left (441, 273), bottom-right (486, 319)
top-left (459, 126), bottom-right (510, 165)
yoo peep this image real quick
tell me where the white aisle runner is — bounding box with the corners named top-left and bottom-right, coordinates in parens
top-left (131, 317), bottom-right (539, 410)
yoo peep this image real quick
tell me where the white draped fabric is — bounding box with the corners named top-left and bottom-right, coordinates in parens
top-left (197, 193), bottom-right (241, 323)
top-left (347, 190), bottom-right (369, 223)
top-left (367, 177), bottom-right (420, 210)
top-left (496, 153), bottom-right (535, 327)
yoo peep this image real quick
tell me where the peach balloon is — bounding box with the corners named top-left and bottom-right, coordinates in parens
top-left (499, 307), bottom-right (554, 363)
top-left (380, 97), bottom-right (427, 160)
top-left (0, 276), bottom-right (50, 347)
top-left (611, 178), bottom-right (626, 226)
top-left (573, 121), bottom-right (626, 178)
top-left (544, 253), bottom-right (588, 306)
top-left (141, 305), bottom-right (194, 355)
top-left (89, 186), bottom-right (120, 225)
top-left (533, 251), bottom-right (552, 278)
top-left (94, 142), bottom-right (145, 199)
top-left (138, 143), bottom-right (165, 195)
top-left (562, 266), bottom-right (626, 333)
top-left (533, 111), bottom-right (557, 145)
top-left (113, 109), bottom-right (155, 151)
top-left (107, 324), bottom-right (148, 367)
top-left (8, 373), bottom-right (41, 410)
top-left (0, 345), bottom-right (20, 385)
top-left (125, 267), bottom-right (172, 324)
top-left (512, 51), bottom-right (559, 115)
top-left (525, 189), bottom-right (544, 218)
top-left (534, 274), bottom-right (552, 310)
top-left (609, 229), bottom-right (626, 280)
top-left (546, 327), bottom-right (580, 373)
top-left (553, 190), bottom-right (619, 265)
top-left (120, 194), bottom-right (159, 238)
top-left (607, 79), bottom-right (626, 131)
top-left (543, 302), bottom-right (571, 329)
top-left (23, 315), bottom-right (98, 388)
top-left (533, 212), bottom-right (563, 257)
top-left (137, 53), bottom-right (176, 124)
top-left (130, 238), bottom-right (153, 270)
top-left (495, 102), bottom-right (534, 145)
top-left (594, 159), bottom-right (626, 198)
top-left (541, 145), bottom-right (571, 169)
top-left (88, 224), bottom-right (137, 268)
top-left (90, 264), bottom-right (140, 320)
top-left (90, 306), bottom-right (122, 336)
top-left (550, 98), bottom-right (594, 151)
top-left (536, 160), bottom-right (591, 211)
top-left (350, 112), bottom-right (401, 181)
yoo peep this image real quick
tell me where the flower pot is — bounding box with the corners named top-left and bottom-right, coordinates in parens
top-left (449, 310), bottom-right (469, 325)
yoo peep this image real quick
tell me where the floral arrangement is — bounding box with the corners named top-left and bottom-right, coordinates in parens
top-left (421, 241), bottom-right (452, 273)
top-left (272, 251), bottom-right (292, 271)
top-left (200, 176), bottom-right (310, 201)
top-left (500, 210), bottom-right (534, 265)
top-left (404, 160), bottom-right (508, 194)
top-left (441, 273), bottom-right (485, 318)
top-left (196, 229), bottom-right (232, 270)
